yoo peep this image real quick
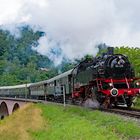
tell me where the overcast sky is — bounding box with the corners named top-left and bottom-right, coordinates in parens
top-left (0, 0), bottom-right (140, 64)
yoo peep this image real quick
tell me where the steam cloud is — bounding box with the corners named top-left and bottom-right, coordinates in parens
top-left (0, 0), bottom-right (140, 64)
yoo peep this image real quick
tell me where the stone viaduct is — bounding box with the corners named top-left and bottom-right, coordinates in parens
top-left (0, 97), bottom-right (47, 120)
top-left (0, 98), bottom-right (33, 120)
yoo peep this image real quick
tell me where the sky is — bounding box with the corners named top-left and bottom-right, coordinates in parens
top-left (0, 0), bottom-right (140, 64)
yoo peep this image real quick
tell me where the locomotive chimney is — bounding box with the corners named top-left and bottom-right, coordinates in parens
top-left (107, 47), bottom-right (114, 55)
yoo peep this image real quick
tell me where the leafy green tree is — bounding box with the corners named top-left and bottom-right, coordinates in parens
top-left (0, 26), bottom-right (54, 86)
top-left (115, 46), bottom-right (140, 77)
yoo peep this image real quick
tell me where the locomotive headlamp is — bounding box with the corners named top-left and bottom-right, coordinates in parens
top-left (110, 88), bottom-right (118, 96)
top-left (136, 82), bottom-right (140, 86)
top-left (109, 83), bottom-right (113, 87)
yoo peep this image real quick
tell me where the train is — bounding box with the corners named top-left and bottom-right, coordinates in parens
top-left (0, 47), bottom-right (140, 108)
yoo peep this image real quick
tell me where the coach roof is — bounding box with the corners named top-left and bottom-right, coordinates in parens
top-left (0, 84), bottom-right (31, 90)
top-left (47, 69), bottom-right (73, 83)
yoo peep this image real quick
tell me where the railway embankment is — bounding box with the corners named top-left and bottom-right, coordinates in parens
top-left (0, 103), bottom-right (140, 140)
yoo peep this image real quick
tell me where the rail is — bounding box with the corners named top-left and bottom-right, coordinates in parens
top-left (100, 108), bottom-right (140, 119)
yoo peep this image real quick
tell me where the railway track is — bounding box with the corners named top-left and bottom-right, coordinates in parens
top-left (36, 98), bottom-right (140, 119)
top-left (101, 108), bottom-right (140, 119)
top-left (1, 97), bottom-right (140, 119)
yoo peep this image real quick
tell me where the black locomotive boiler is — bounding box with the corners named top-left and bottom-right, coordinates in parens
top-left (72, 47), bottom-right (139, 108)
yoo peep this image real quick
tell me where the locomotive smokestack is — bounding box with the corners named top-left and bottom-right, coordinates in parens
top-left (107, 47), bottom-right (114, 55)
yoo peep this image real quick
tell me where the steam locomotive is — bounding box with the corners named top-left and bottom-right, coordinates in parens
top-left (72, 47), bottom-right (140, 108)
top-left (0, 47), bottom-right (139, 108)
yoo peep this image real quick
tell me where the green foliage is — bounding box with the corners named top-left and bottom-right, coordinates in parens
top-left (0, 26), bottom-right (55, 86)
top-left (83, 54), bottom-right (93, 61)
top-left (115, 46), bottom-right (140, 77)
top-left (58, 58), bottom-right (76, 73)
top-left (134, 97), bottom-right (140, 109)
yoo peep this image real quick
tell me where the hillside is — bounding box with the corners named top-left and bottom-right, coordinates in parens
top-left (0, 26), bottom-right (58, 86)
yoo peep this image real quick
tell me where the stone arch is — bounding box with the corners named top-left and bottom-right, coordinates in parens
top-left (0, 102), bottom-right (9, 120)
top-left (12, 103), bottom-right (20, 112)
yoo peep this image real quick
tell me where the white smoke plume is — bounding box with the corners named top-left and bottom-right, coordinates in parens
top-left (0, 0), bottom-right (140, 64)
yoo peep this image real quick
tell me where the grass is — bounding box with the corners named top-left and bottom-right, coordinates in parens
top-left (0, 103), bottom-right (45, 140)
top-left (134, 97), bottom-right (140, 109)
top-left (0, 103), bottom-right (140, 140)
